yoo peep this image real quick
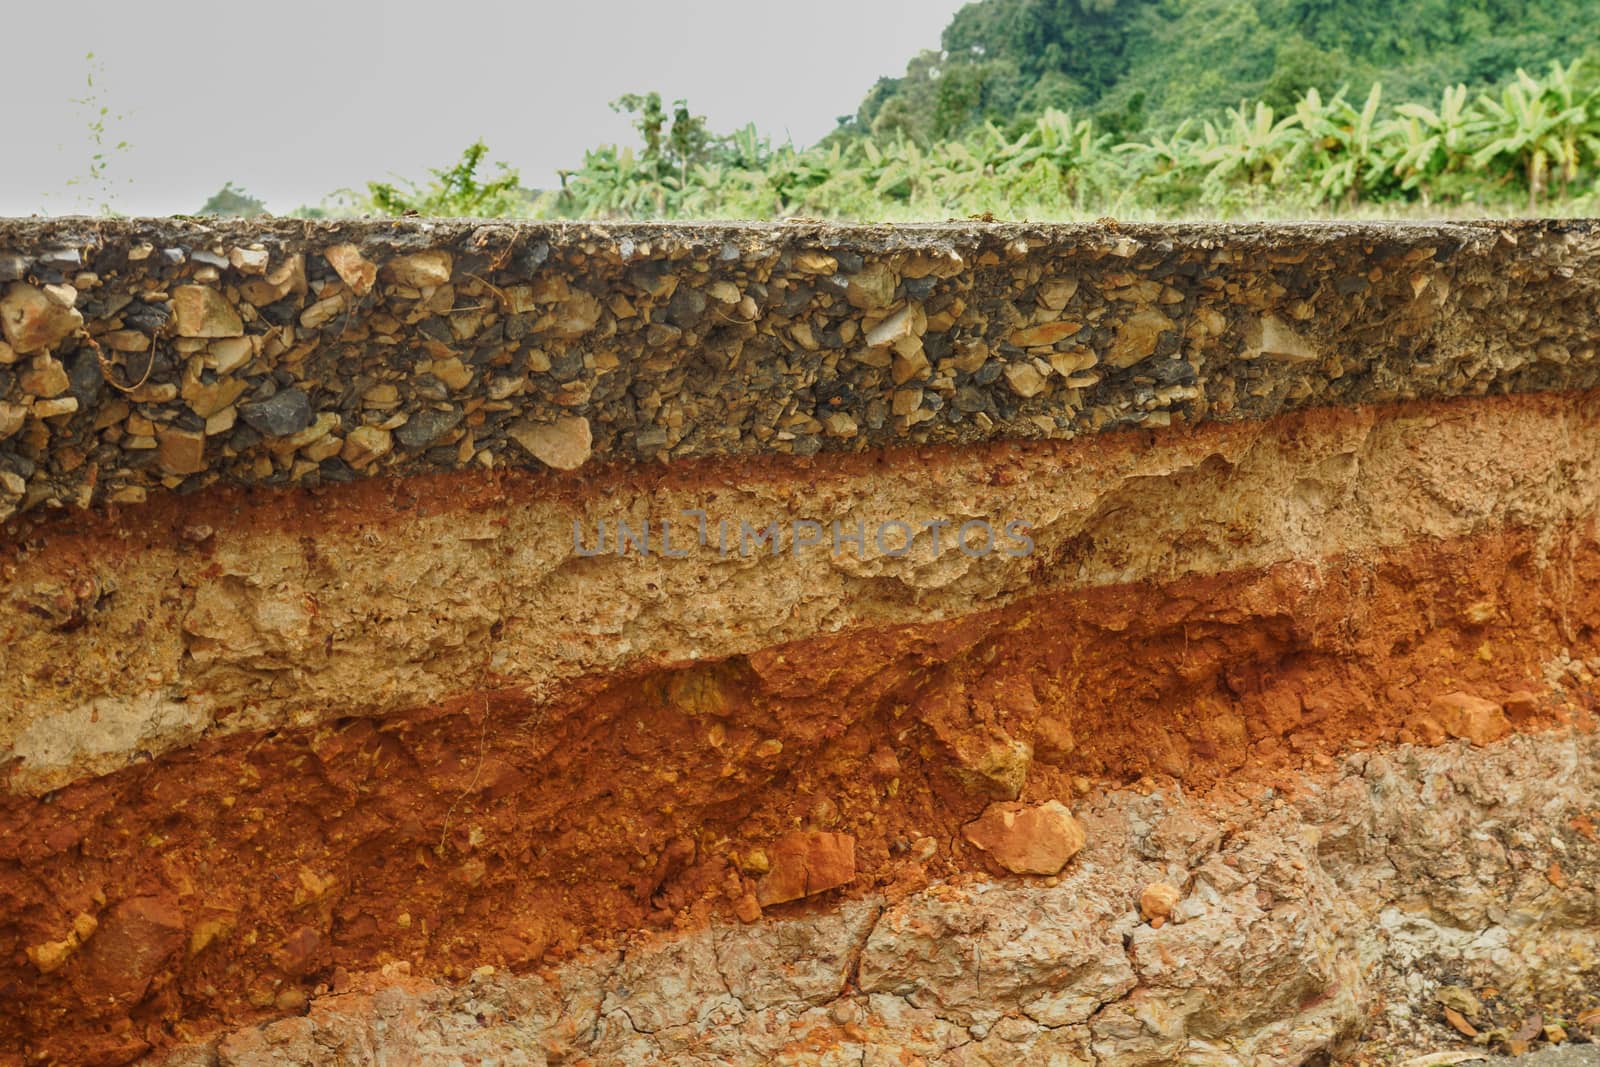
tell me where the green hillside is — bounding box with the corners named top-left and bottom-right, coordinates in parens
top-left (854, 0), bottom-right (1600, 141)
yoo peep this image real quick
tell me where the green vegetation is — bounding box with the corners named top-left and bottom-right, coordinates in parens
top-left (854, 0), bottom-right (1600, 142)
top-left (343, 56), bottom-right (1600, 221)
top-left (43, 0), bottom-right (1600, 221)
top-left (197, 182), bottom-right (267, 218)
top-left (360, 140), bottom-right (532, 217)
top-left (299, 0), bottom-right (1600, 222)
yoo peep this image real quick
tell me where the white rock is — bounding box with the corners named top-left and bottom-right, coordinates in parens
top-left (508, 417), bottom-right (592, 470)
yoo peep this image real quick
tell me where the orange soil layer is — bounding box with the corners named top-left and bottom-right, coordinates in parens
top-left (2, 520), bottom-right (1598, 1065)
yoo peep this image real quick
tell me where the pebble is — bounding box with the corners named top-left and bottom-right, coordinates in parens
top-left (1, 283), bottom-right (84, 354)
top-left (171, 285), bottom-right (243, 338)
top-left (1251, 314), bottom-right (1319, 362)
top-left (394, 406), bottom-right (463, 449)
top-left (507, 416), bottom-right (592, 470)
top-left (300, 295), bottom-right (344, 329)
top-left (790, 251), bottom-right (837, 274)
top-left (157, 428), bottom-right (207, 475)
top-left (891, 387), bottom-right (923, 417)
top-left (732, 893), bottom-right (762, 924)
top-left (239, 389), bottom-right (313, 438)
top-left (845, 263), bottom-right (896, 309)
top-left (1106, 309), bottom-right (1173, 369)
top-left (0, 402), bottom-right (25, 440)
top-left (865, 304), bottom-right (921, 349)
top-left (323, 244), bottom-right (376, 296)
top-left (384, 250), bottom-right (453, 288)
top-left (20, 356), bottom-right (70, 398)
top-left (1139, 881), bottom-right (1182, 927)
top-left (228, 247), bottom-right (270, 275)
top-left (1010, 320), bottom-right (1082, 347)
top-left (340, 425), bottom-right (393, 468)
top-left (40, 248), bottom-right (82, 270)
top-left (32, 397), bottom-right (78, 419)
top-left (1004, 362), bottom-right (1048, 398)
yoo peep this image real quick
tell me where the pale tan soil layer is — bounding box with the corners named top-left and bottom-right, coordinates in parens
top-left (0, 391), bottom-right (1598, 1063)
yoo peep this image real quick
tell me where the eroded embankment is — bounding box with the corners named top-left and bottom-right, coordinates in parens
top-left (2, 220), bottom-right (1600, 1066)
top-left (2, 391), bottom-right (1599, 1064)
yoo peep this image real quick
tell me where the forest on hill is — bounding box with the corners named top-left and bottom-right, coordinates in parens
top-left (853, 0), bottom-right (1600, 142)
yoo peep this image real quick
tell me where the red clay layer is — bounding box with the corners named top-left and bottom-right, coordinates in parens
top-left (2, 520), bottom-right (1596, 1064)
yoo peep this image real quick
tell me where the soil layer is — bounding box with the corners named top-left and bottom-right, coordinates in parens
top-left (2, 516), bottom-right (1595, 1063)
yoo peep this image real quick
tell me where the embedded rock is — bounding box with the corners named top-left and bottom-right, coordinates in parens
top-left (1, 282), bottom-right (82, 354)
top-left (756, 831), bottom-right (857, 906)
top-left (171, 284), bottom-right (243, 338)
top-left (507, 415), bottom-right (592, 470)
top-left (1430, 691), bottom-right (1513, 746)
top-left (962, 799), bottom-right (1088, 875)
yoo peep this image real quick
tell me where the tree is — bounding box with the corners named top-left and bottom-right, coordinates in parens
top-left (198, 182), bottom-right (267, 217)
top-left (850, 0), bottom-right (1600, 142)
top-left (611, 92), bottom-right (718, 188)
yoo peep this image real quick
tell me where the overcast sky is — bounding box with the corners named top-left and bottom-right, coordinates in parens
top-left (1, 0), bottom-right (968, 218)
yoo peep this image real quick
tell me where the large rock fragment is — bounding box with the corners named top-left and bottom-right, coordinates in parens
top-left (80, 895), bottom-right (186, 1008)
top-left (323, 244), bottom-right (376, 295)
top-left (1249, 314), bottom-right (1319, 362)
top-left (755, 831), bottom-right (856, 906)
top-left (239, 389), bottom-right (313, 438)
top-left (1429, 691), bottom-right (1512, 746)
top-left (1, 282), bottom-right (83, 353)
top-left (1011, 320), bottom-right (1082, 347)
top-left (158, 428), bottom-right (207, 475)
top-left (172, 285), bottom-right (243, 338)
top-left (1106, 308), bottom-right (1173, 368)
top-left (508, 416), bottom-right (592, 470)
top-left (20, 355), bottom-right (70, 397)
top-left (383, 250), bottom-right (452, 288)
top-left (963, 799), bottom-right (1087, 875)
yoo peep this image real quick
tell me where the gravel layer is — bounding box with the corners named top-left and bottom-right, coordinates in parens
top-left (0, 218), bottom-right (1596, 517)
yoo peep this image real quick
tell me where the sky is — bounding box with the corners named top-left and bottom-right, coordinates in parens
top-left (0, 0), bottom-right (969, 218)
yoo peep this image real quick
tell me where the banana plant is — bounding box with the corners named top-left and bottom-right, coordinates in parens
top-left (1113, 118), bottom-right (1199, 174)
top-left (1380, 83), bottom-right (1474, 194)
top-left (983, 110), bottom-right (1117, 206)
top-left (1467, 64), bottom-right (1594, 208)
top-left (560, 145), bottom-right (676, 219)
top-left (541, 57), bottom-right (1600, 221)
top-left (1294, 84), bottom-right (1392, 205)
top-left (1530, 59), bottom-right (1600, 198)
top-left (1194, 101), bottom-right (1307, 201)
